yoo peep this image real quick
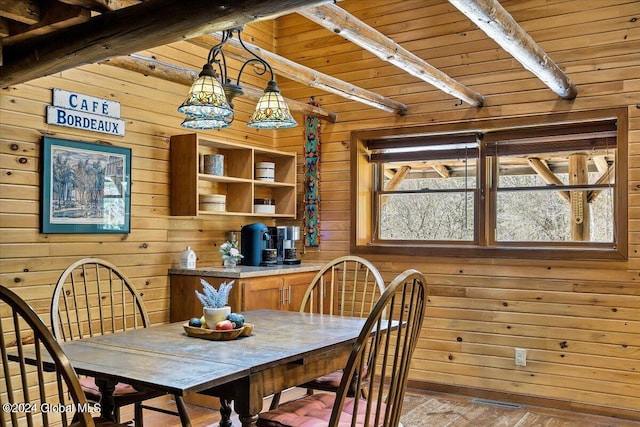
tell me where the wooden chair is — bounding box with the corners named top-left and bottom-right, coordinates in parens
top-left (0, 285), bottom-right (126, 427)
top-left (257, 269), bottom-right (427, 427)
top-left (50, 258), bottom-right (190, 427)
top-left (270, 256), bottom-right (386, 409)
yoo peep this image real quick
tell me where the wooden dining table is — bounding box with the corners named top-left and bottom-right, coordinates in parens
top-left (57, 309), bottom-right (368, 427)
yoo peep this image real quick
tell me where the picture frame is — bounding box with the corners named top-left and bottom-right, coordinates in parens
top-left (41, 137), bottom-right (131, 234)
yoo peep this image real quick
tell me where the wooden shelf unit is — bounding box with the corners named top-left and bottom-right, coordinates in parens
top-left (170, 133), bottom-right (296, 217)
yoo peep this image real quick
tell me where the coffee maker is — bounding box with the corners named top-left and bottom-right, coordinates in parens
top-left (267, 226), bottom-right (301, 265)
top-left (241, 223), bottom-right (301, 266)
top-left (240, 223), bottom-right (270, 266)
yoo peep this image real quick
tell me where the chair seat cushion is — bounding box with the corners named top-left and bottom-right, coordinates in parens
top-left (301, 370), bottom-right (343, 389)
top-left (79, 376), bottom-right (165, 405)
top-left (80, 376), bottom-right (138, 399)
top-left (257, 393), bottom-right (385, 427)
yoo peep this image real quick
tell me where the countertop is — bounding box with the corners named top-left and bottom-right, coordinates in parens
top-left (169, 263), bottom-right (325, 279)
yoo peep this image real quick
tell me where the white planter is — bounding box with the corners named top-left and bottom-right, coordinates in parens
top-left (203, 306), bottom-right (231, 328)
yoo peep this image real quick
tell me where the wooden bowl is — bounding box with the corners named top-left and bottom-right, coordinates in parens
top-left (183, 322), bottom-right (254, 341)
top-left (183, 323), bottom-right (243, 340)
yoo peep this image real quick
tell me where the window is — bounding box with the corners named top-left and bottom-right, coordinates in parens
top-left (351, 109), bottom-right (627, 260)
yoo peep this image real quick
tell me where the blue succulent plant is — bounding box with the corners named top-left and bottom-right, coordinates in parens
top-left (195, 279), bottom-right (234, 308)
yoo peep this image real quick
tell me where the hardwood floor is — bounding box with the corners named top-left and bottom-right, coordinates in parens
top-left (119, 389), bottom-right (640, 427)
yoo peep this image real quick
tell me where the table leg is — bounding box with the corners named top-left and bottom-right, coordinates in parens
top-left (219, 398), bottom-right (233, 427)
top-left (95, 378), bottom-right (116, 421)
top-left (239, 414), bottom-right (258, 427)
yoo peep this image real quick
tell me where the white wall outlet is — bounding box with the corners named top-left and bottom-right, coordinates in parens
top-left (515, 348), bottom-right (527, 366)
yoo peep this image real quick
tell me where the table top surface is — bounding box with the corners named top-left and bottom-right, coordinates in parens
top-left (59, 309), bottom-right (367, 395)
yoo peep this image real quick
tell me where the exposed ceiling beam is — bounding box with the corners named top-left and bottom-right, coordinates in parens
top-left (384, 166), bottom-right (411, 191)
top-left (56, 0), bottom-right (141, 13)
top-left (587, 164), bottom-right (615, 203)
top-left (0, 0), bottom-right (39, 25)
top-left (527, 157), bottom-right (570, 202)
top-left (0, 0), bottom-right (332, 87)
top-left (592, 155), bottom-right (609, 174)
top-left (3, 1), bottom-right (91, 46)
top-left (448, 0), bottom-right (577, 100)
top-left (299, 3), bottom-right (484, 107)
top-left (381, 165), bottom-right (411, 208)
top-left (432, 164), bottom-right (451, 178)
top-left (100, 54), bottom-right (337, 122)
top-left (0, 17), bottom-right (9, 37)
top-left (191, 33), bottom-right (408, 115)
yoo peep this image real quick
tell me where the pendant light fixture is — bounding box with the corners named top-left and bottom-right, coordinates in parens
top-left (178, 27), bottom-right (297, 130)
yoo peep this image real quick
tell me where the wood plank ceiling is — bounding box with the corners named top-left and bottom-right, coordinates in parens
top-left (1, 0), bottom-right (577, 119)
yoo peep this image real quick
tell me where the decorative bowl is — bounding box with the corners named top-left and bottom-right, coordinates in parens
top-left (183, 322), bottom-right (253, 341)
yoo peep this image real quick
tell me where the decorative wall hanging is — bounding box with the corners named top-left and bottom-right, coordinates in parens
top-left (41, 137), bottom-right (131, 234)
top-left (303, 97), bottom-right (320, 247)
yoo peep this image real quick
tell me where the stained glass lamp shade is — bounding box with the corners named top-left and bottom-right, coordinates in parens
top-left (248, 80), bottom-right (298, 129)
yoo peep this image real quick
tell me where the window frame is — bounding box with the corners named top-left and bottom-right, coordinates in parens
top-left (350, 108), bottom-right (628, 260)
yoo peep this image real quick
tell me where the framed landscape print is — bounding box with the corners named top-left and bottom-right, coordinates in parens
top-left (41, 137), bottom-right (131, 233)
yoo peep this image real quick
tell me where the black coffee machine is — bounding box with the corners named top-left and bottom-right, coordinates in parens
top-left (240, 223), bottom-right (272, 266)
top-left (268, 226), bottom-right (301, 265)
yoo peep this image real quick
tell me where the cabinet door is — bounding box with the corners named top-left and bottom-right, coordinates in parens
top-left (283, 272), bottom-right (317, 312)
top-left (241, 276), bottom-right (285, 311)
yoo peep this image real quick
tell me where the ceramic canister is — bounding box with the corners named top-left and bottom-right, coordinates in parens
top-left (254, 198), bottom-right (276, 214)
top-left (203, 154), bottom-right (224, 176)
top-left (199, 194), bottom-right (226, 212)
top-left (255, 161), bottom-right (275, 181)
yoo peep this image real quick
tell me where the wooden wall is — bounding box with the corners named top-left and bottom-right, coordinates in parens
top-left (0, 22), bottom-right (281, 324)
top-left (0, 0), bottom-right (638, 420)
top-left (275, 0), bottom-right (640, 420)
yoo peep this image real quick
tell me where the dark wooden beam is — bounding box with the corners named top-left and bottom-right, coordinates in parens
top-left (100, 55), bottom-right (338, 122)
top-left (0, 0), bottom-right (331, 87)
top-left (299, 3), bottom-right (484, 107)
top-left (4, 0), bottom-right (91, 46)
top-left (56, 0), bottom-right (141, 13)
top-left (448, 0), bottom-right (577, 100)
top-left (0, 0), bottom-right (39, 25)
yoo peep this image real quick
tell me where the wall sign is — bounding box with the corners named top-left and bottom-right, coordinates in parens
top-left (47, 89), bottom-right (125, 136)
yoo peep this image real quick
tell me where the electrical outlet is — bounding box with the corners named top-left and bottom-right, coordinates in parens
top-left (515, 348), bottom-right (527, 366)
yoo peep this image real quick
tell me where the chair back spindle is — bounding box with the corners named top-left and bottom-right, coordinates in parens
top-left (300, 256), bottom-right (385, 317)
top-left (333, 269), bottom-right (426, 426)
top-left (1, 285), bottom-right (95, 427)
top-left (50, 258), bottom-right (188, 426)
top-left (51, 258), bottom-right (148, 342)
top-left (258, 269), bottom-right (427, 427)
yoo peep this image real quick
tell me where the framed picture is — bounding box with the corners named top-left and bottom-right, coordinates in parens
top-left (41, 137), bottom-right (131, 234)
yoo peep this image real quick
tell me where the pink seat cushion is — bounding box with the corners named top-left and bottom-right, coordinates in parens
top-left (257, 393), bottom-right (385, 427)
top-left (304, 370), bottom-right (343, 388)
top-left (80, 376), bottom-right (138, 400)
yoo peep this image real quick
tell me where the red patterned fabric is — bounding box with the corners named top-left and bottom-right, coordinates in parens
top-left (305, 370), bottom-right (343, 388)
top-left (79, 376), bottom-right (139, 399)
top-left (257, 393), bottom-right (385, 427)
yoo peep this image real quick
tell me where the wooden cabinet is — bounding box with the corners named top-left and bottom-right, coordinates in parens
top-left (169, 269), bottom-right (319, 322)
top-left (170, 133), bottom-right (296, 217)
top-left (241, 272), bottom-right (316, 312)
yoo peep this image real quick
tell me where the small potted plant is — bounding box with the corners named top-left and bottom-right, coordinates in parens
top-left (219, 239), bottom-right (243, 267)
top-left (196, 279), bottom-right (234, 327)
